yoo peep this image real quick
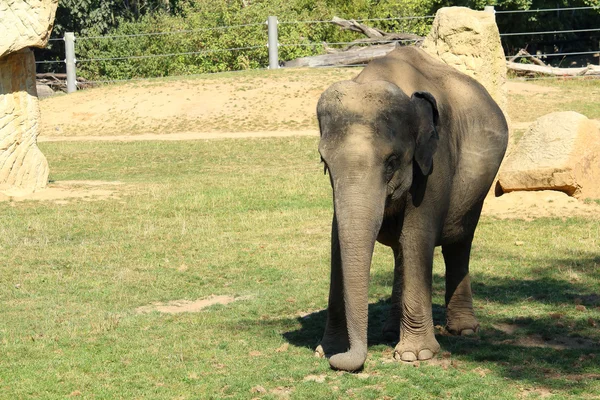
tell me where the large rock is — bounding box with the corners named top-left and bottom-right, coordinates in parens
top-left (422, 7), bottom-right (507, 113)
top-left (0, 0), bottom-right (59, 57)
top-left (497, 112), bottom-right (600, 199)
top-left (0, 49), bottom-right (49, 192)
top-left (0, 0), bottom-right (57, 193)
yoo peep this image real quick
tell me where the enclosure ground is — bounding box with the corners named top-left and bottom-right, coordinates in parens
top-left (1, 138), bottom-right (599, 399)
top-left (1, 69), bottom-right (599, 399)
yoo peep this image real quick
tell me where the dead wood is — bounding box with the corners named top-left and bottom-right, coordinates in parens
top-left (331, 16), bottom-right (385, 38)
top-left (284, 43), bottom-right (398, 68)
top-left (507, 62), bottom-right (600, 76)
top-left (508, 49), bottom-right (548, 66)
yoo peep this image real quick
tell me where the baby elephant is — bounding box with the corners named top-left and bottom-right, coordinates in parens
top-left (316, 47), bottom-right (508, 371)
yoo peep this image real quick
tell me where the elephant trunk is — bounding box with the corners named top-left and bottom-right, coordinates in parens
top-left (328, 179), bottom-right (386, 371)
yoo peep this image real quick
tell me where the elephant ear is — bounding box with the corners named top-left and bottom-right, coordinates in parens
top-left (411, 91), bottom-right (440, 176)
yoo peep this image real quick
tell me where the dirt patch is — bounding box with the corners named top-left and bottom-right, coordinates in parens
top-left (507, 81), bottom-right (560, 95)
top-left (0, 180), bottom-right (123, 204)
top-left (483, 190), bottom-right (600, 220)
top-left (135, 295), bottom-right (249, 314)
top-left (39, 69), bottom-right (357, 138)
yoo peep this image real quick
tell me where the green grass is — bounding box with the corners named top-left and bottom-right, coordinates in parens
top-left (509, 78), bottom-right (600, 123)
top-left (1, 138), bottom-right (599, 399)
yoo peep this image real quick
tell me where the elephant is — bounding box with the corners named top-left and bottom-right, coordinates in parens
top-left (315, 46), bottom-right (508, 372)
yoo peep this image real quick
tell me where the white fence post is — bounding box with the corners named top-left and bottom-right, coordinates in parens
top-left (484, 5), bottom-right (496, 16)
top-left (267, 16), bottom-right (279, 69)
top-left (64, 32), bottom-right (77, 93)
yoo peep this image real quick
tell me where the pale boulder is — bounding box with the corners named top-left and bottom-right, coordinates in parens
top-left (0, 49), bottom-right (49, 192)
top-left (422, 7), bottom-right (507, 113)
top-left (0, 0), bottom-right (59, 57)
top-left (497, 112), bottom-right (600, 199)
top-left (0, 0), bottom-right (58, 193)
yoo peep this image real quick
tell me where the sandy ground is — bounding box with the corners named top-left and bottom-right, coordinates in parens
top-left (14, 77), bottom-right (598, 219)
top-left (483, 190), bottom-right (600, 220)
top-left (0, 181), bottom-right (123, 204)
top-left (39, 68), bottom-right (357, 138)
top-left (135, 295), bottom-right (250, 314)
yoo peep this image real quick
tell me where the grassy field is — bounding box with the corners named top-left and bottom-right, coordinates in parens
top-left (1, 137), bottom-right (599, 399)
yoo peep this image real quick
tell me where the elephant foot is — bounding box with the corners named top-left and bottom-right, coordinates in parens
top-left (315, 332), bottom-right (350, 359)
top-left (393, 331), bottom-right (440, 362)
top-left (446, 314), bottom-right (480, 336)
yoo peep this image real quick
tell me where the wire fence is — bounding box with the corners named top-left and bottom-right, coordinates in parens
top-left (35, 5), bottom-right (600, 88)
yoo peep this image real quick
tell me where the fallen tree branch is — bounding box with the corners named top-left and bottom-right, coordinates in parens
top-left (284, 43), bottom-right (398, 68)
top-left (508, 49), bottom-right (547, 67)
top-left (507, 62), bottom-right (600, 76)
top-left (331, 16), bottom-right (385, 38)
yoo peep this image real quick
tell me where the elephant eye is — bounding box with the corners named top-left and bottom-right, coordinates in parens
top-left (385, 155), bottom-right (398, 180)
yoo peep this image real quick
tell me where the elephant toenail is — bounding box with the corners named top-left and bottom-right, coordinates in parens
top-left (399, 351), bottom-right (417, 362)
top-left (314, 345), bottom-right (325, 358)
top-left (417, 349), bottom-right (434, 360)
top-left (461, 329), bottom-right (475, 336)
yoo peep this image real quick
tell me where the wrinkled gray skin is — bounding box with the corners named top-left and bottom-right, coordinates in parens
top-left (315, 47), bottom-right (508, 372)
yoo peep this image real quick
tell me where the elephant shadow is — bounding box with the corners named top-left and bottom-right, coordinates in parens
top-left (282, 299), bottom-right (447, 350)
top-left (282, 256), bottom-right (600, 388)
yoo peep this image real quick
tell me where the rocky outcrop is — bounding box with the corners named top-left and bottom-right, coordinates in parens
top-left (0, 49), bottom-right (49, 192)
top-left (422, 7), bottom-right (507, 114)
top-left (497, 112), bottom-right (600, 199)
top-left (0, 0), bottom-right (59, 58)
top-left (0, 0), bottom-right (58, 193)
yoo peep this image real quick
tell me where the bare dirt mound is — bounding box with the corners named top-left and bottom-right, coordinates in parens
top-left (39, 69), bottom-right (357, 138)
top-left (483, 190), bottom-right (600, 220)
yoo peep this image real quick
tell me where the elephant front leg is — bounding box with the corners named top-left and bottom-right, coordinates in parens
top-left (394, 231), bottom-right (440, 361)
top-left (316, 215), bottom-right (350, 358)
top-left (382, 246), bottom-right (402, 342)
top-left (442, 240), bottom-right (479, 336)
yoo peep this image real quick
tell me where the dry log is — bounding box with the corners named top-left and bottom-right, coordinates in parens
top-left (284, 17), bottom-right (423, 67)
top-left (36, 72), bottom-right (67, 80)
top-left (343, 34), bottom-right (423, 49)
top-left (507, 62), bottom-right (600, 76)
top-left (508, 49), bottom-right (547, 66)
top-left (284, 43), bottom-right (397, 68)
top-left (331, 16), bottom-right (385, 38)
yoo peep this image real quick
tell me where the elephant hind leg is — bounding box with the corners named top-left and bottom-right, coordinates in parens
top-left (382, 246), bottom-right (402, 342)
top-left (442, 239), bottom-right (479, 336)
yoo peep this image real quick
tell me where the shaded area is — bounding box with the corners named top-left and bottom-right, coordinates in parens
top-left (281, 252), bottom-right (600, 390)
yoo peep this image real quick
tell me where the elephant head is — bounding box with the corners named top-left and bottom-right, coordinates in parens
top-left (316, 80), bottom-right (439, 371)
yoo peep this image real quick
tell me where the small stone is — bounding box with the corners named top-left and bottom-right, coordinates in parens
top-left (250, 385), bottom-right (267, 394)
top-left (275, 343), bottom-right (289, 353)
top-left (515, 241), bottom-right (524, 246)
